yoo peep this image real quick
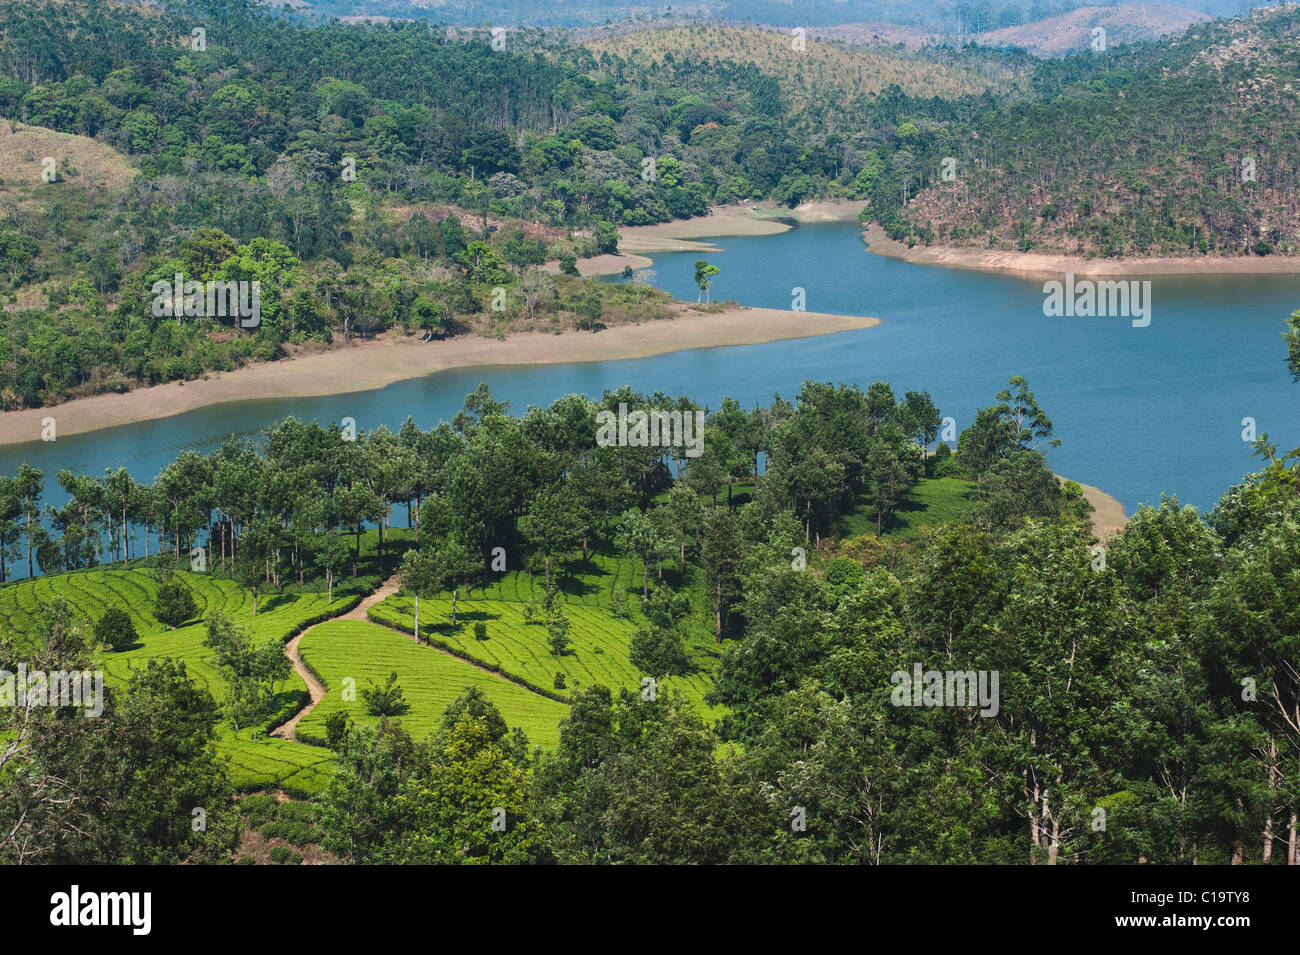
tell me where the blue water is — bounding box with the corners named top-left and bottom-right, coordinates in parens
top-left (5, 221), bottom-right (1299, 532)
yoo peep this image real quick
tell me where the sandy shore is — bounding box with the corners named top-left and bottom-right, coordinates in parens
top-left (615, 199), bottom-right (868, 257)
top-left (0, 306), bottom-right (880, 446)
top-left (863, 225), bottom-right (1300, 277)
top-left (1058, 475), bottom-right (1128, 541)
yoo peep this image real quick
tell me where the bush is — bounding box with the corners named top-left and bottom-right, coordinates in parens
top-left (546, 612), bottom-right (571, 656)
top-left (94, 606), bottom-right (138, 651)
top-left (268, 846), bottom-right (301, 865)
top-left (240, 794), bottom-right (279, 827)
top-left (473, 622), bottom-right (488, 641)
top-left (629, 625), bottom-right (689, 676)
top-left (361, 671), bottom-right (408, 716)
top-left (154, 579), bottom-right (197, 628)
top-left (558, 253), bottom-right (579, 276)
top-left (324, 711), bottom-right (349, 748)
top-left (554, 672), bottom-right (566, 690)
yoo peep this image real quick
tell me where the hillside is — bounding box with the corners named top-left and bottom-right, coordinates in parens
top-left (585, 23), bottom-right (1027, 107)
top-left (975, 3), bottom-right (1211, 56)
top-left (885, 4), bottom-right (1300, 258)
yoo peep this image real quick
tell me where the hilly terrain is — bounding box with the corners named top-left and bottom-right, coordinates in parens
top-left (885, 3), bottom-right (1300, 257)
top-left (974, 3), bottom-right (1211, 55)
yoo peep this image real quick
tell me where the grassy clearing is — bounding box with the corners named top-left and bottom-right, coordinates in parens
top-left (0, 120), bottom-right (137, 193)
top-left (835, 475), bottom-right (979, 541)
top-left (296, 620), bottom-right (570, 749)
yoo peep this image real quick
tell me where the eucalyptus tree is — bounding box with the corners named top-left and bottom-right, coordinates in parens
top-left (13, 463), bottom-right (43, 579)
top-left (102, 467), bottom-right (136, 564)
top-left (55, 470), bottom-right (105, 569)
top-left (211, 439), bottom-right (259, 571)
top-left (153, 452), bottom-right (213, 563)
top-left (900, 390), bottom-right (942, 474)
top-left (0, 476), bottom-right (19, 582)
top-left (701, 506), bottom-right (743, 641)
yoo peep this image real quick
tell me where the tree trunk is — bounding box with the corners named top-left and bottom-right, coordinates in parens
top-left (1288, 809), bottom-right (1297, 865)
top-left (715, 581), bottom-right (723, 643)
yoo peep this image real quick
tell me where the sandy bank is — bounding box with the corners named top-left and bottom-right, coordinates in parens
top-left (863, 225), bottom-right (1300, 277)
top-left (0, 307), bottom-right (880, 447)
top-left (617, 199), bottom-right (868, 255)
top-left (1058, 475), bottom-right (1128, 542)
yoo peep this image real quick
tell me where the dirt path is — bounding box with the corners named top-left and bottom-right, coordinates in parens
top-left (269, 574), bottom-right (401, 741)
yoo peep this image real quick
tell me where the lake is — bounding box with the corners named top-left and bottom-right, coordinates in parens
top-left (5, 220), bottom-right (1299, 536)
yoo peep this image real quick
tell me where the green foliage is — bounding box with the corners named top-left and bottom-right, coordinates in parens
top-left (93, 605), bottom-right (137, 651)
top-left (361, 671), bottom-right (409, 717)
top-left (154, 578), bottom-right (197, 628)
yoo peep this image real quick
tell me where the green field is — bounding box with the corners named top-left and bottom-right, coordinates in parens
top-left (296, 620), bottom-right (572, 749)
top-left (0, 533), bottom-right (731, 795)
top-left (368, 551), bottom-right (725, 719)
top-left (0, 565), bottom-right (356, 795)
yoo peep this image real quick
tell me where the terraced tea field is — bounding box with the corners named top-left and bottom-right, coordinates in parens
top-left (368, 558), bottom-right (724, 719)
top-left (296, 620), bottom-right (571, 748)
top-left (0, 566), bottom-right (355, 795)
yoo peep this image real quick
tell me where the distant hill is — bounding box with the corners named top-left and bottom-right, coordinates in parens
top-left (584, 23), bottom-right (1027, 110)
top-left (800, 21), bottom-right (939, 50)
top-left (891, 4), bottom-right (1300, 258)
top-left (973, 3), bottom-right (1211, 56)
top-left (267, 0), bottom-right (1279, 30)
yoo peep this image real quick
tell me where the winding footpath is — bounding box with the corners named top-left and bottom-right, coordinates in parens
top-left (270, 574), bottom-right (401, 742)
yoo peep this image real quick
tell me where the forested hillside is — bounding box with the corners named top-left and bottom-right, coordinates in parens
top-left (888, 4), bottom-right (1300, 256)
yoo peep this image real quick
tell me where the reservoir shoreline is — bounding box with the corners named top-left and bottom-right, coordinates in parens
top-left (0, 306), bottom-right (879, 447)
top-left (861, 224), bottom-right (1300, 277)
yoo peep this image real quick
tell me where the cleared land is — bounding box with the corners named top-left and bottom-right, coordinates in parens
top-left (585, 24), bottom-right (1025, 103)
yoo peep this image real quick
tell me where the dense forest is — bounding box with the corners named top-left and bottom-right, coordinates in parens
top-left (1, 361), bottom-right (1297, 864)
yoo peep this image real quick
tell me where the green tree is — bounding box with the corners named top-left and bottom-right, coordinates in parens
top-left (693, 259), bottom-right (721, 303)
top-left (94, 606), bottom-right (138, 652)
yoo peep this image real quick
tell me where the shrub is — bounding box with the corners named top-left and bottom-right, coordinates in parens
top-left (94, 606), bottom-right (138, 651)
top-left (268, 846), bottom-right (301, 865)
top-left (473, 622), bottom-right (488, 641)
top-left (240, 794), bottom-right (278, 826)
top-left (361, 671), bottom-right (408, 716)
top-left (554, 672), bottom-right (566, 689)
top-left (154, 579), bottom-right (197, 628)
top-left (629, 625), bottom-right (689, 677)
top-left (324, 711), bottom-right (349, 748)
top-left (546, 612), bottom-right (571, 656)
top-left (609, 590), bottom-right (630, 619)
